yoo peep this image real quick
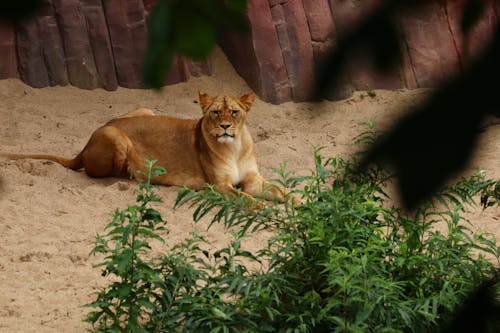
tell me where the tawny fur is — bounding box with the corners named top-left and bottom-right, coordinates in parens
top-left (0, 93), bottom-right (283, 202)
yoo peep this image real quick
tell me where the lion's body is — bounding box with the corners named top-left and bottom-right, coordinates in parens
top-left (1, 93), bottom-right (283, 201)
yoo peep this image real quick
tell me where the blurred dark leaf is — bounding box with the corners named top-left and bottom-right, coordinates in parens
top-left (314, 0), bottom-right (499, 209)
top-left (461, 0), bottom-right (485, 34)
top-left (0, 1), bottom-right (42, 21)
top-left (172, 5), bottom-right (217, 59)
top-left (143, 0), bottom-right (248, 88)
top-left (359, 25), bottom-right (500, 209)
top-left (314, 1), bottom-right (408, 101)
top-left (143, 0), bottom-right (172, 88)
top-left (372, 17), bottom-right (401, 72)
top-left (224, 0), bottom-right (247, 12)
top-left (441, 272), bottom-right (500, 333)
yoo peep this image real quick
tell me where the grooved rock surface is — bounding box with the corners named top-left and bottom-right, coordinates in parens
top-left (81, 0), bottom-right (118, 90)
top-left (220, 0), bottom-right (292, 103)
top-left (220, 0), bottom-right (499, 103)
top-left (445, 0), bottom-right (498, 67)
top-left (54, 0), bottom-right (99, 89)
top-left (0, 23), bottom-right (17, 79)
top-left (398, 2), bottom-right (461, 88)
top-left (0, 0), bottom-right (211, 91)
top-left (102, 0), bottom-right (147, 88)
top-left (0, 0), bottom-right (497, 104)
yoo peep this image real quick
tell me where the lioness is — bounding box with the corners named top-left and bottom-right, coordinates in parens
top-left (1, 92), bottom-right (284, 202)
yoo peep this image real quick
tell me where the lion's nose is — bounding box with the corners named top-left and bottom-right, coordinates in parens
top-left (220, 124), bottom-right (230, 130)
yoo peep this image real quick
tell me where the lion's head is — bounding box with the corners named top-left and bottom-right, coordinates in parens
top-left (198, 92), bottom-right (255, 143)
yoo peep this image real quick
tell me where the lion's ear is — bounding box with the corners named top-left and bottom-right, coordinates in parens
top-left (198, 92), bottom-right (213, 112)
top-left (239, 93), bottom-right (255, 112)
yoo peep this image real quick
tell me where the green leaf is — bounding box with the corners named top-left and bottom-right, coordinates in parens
top-left (143, 208), bottom-right (164, 223)
top-left (117, 248), bottom-right (134, 275)
top-left (224, 0), bottom-right (247, 12)
top-left (87, 147), bottom-right (500, 332)
top-left (136, 297), bottom-right (158, 310)
top-left (136, 227), bottom-right (165, 242)
top-left (212, 307), bottom-right (230, 320)
top-left (117, 284), bottom-right (132, 298)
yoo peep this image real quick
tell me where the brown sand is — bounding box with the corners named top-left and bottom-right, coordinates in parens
top-left (0, 48), bottom-right (499, 332)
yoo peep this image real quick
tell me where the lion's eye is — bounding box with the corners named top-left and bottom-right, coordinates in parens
top-left (212, 111), bottom-right (220, 117)
top-left (231, 110), bottom-right (239, 116)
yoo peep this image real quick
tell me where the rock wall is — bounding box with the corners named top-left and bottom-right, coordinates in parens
top-left (0, 0), bottom-right (211, 91)
top-left (0, 0), bottom-right (498, 104)
top-left (220, 0), bottom-right (500, 103)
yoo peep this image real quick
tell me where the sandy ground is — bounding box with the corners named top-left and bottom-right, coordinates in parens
top-left (0, 48), bottom-right (499, 332)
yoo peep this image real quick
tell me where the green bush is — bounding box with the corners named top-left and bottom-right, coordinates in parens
top-left (86, 148), bottom-right (499, 332)
top-left (85, 160), bottom-right (168, 332)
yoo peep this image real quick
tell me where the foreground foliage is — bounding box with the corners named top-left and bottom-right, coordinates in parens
top-left (86, 149), bottom-right (499, 332)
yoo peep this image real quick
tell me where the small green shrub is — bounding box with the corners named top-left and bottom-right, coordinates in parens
top-left (86, 148), bottom-right (499, 332)
top-left (85, 160), bottom-right (167, 332)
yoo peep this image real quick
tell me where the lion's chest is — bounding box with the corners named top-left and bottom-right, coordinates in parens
top-left (204, 134), bottom-right (257, 186)
top-left (227, 159), bottom-right (245, 185)
top-left (223, 157), bottom-right (255, 186)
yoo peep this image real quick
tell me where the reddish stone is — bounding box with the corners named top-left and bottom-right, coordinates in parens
top-left (328, 0), bottom-right (380, 34)
top-left (103, 0), bottom-right (148, 88)
top-left (445, 0), bottom-right (497, 67)
top-left (188, 58), bottom-right (213, 78)
top-left (303, 0), bottom-right (334, 42)
top-left (221, 0), bottom-right (291, 104)
top-left (53, 0), bottom-right (99, 89)
top-left (303, 0), bottom-right (335, 63)
top-left (163, 56), bottom-right (189, 85)
top-left (37, 0), bottom-right (68, 86)
top-left (398, 2), bottom-right (461, 87)
top-left (268, 0), bottom-right (282, 5)
top-left (219, 30), bottom-right (262, 95)
top-left (1, 0), bottom-right (498, 103)
top-left (81, 0), bottom-right (118, 90)
top-left (399, 35), bottom-right (418, 89)
top-left (143, 0), bottom-right (158, 13)
top-left (249, 1), bottom-right (292, 103)
top-left (15, 19), bottom-right (50, 88)
top-left (270, 0), bottom-right (314, 101)
top-left (325, 0), bottom-right (401, 97)
top-left (0, 23), bottom-right (18, 79)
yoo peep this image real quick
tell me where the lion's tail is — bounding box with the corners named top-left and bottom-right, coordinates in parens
top-left (0, 153), bottom-right (83, 170)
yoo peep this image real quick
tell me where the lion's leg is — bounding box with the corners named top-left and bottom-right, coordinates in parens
top-left (81, 126), bottom-right (143, 178)
top-left (207, 180), bottom-right (264, 210)
top-left (152, 173), bottom-right (206, 189)
top-left (239, 172), bottom-right (284, 202)
top-left (213, 181), bottom-right (257, 201)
